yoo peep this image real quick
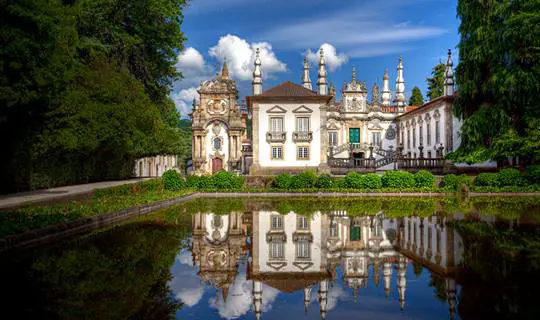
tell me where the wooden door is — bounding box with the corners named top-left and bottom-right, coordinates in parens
top-left (212, 158), bottom-right (223, 173)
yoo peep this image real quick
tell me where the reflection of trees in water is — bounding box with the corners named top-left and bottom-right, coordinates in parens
top-left (0, 222), bottom-right (189, 320)
top-left (428, 273), bottom-right (448, 302)
top-left (455, 221), bottom-right (540, 320)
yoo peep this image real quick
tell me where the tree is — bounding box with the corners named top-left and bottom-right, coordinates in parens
top-left (426, 63), bottom-right (445, 101)
top-left (449, 0), bottom-right (540, 164)
top-left (409, 86), bottom-right (425, 105)
top-left (0, 0), bottom-right (189, 192)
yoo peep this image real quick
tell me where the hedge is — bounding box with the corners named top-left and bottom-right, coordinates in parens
top-left (497, 168), bottom-right (524, 186)
top-left (474, 173), bottom-right (500, 187)
top-left (414, 170), bottom-right (435, 188)
top-left (162, 169), bottom-right (185, 191)
top-left (443, 174), bottom-right (473, 190)
top-left (525, 165), bottom-right (540, 184)
top-left (381, 171), bottom-right (415, 189)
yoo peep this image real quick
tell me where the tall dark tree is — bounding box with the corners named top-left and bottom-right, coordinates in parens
top-left (426, 63), bottom-right (446, 101)
top-left (0, 0), bottom-right (190, 192)
top-left (450, 0), bottom-right (540, 163)
top-left (409, 86), bottom-right (425, 106)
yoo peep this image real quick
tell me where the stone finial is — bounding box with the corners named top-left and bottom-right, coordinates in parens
top-left (443, 49), bottom-right (455, 96)
top-left (317, 48), bottom-right (327, 95)
top-left (302, 57), bottom-right (312, 90)
top-left (252, 48), bottom-right (262, 95)
top-left (221, 58), bottom-right (229, 79)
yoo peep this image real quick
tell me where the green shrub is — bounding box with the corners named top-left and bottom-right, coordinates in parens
top-left (381, 171), bottom-right (415, 189)
top-left (475, 173), bottom-right (500, 187)
top-left (343, 172), bottom-right (363, 189)
top-left (186, 175), bottom-right (199, 188)
top-left (196, 175), bottom-right (215, 189)
top-left (273, 173), bottom-right (292, 189)
top-left (138, 178), bottom-right (165, 192)
top-left (414, 170), bottom-right (435, 188)
top-left (524, 165), bottom-right (540, 184)
top-left (443, 174), bottom-right (473, 190)
top-left (362, 173), bottom-right (382, 189)
top-left (212, 171), bottom-right (244, 189)
top-left (162, 169), bottom-right (185, 191)
top-left (315, 174), bottom-right (333, 188)
top-left (290, 170), bottom-right (318, 189)
top-left (497, 168), bottom-right (524, 186)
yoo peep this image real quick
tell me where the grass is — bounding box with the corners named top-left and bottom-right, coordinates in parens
top-left (0, 179), bottom-right (194, 238)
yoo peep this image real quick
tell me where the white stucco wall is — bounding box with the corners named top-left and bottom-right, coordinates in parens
top-left (256, 211), bottom-right (323, 273)
top-left (203, 121), bottom-right (230, 172)
top-left (258, 102), bottom-right (322, 167)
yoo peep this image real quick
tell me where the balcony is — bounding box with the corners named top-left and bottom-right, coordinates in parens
top-left (293, 131), bottom-right (313, 143)
top-left (266, 131), bottom-right (286, 143)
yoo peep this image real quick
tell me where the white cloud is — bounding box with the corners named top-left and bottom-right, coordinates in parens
top-left (306, 43), bottom-right (348, 71)
top-left (209, 34), bottom-right (287, 81)
top-left (176, 47), bottom-right (205, 70)
top-left (169, 250), bottom-right (206, 307)
top-left (171, 88), bottom-right (198, 117)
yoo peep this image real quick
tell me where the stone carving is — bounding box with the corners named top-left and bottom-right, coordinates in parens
top-left (385, 126), bottom-right (396, 140)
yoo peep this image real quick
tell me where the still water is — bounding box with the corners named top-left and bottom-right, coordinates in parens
top-left (1, 197), bottom-right (540, 319)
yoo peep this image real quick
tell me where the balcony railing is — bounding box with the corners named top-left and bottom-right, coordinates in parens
top-left (266, 131), bottom-right (286, 143)
top-left (293, 131), bottom-right (313, 143)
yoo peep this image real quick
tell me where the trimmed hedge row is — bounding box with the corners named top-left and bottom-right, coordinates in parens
top-left (163, 169), bottom-right (244, 191)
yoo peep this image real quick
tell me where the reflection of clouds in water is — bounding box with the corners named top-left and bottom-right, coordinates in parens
top-left (169, 250), bottom-right (205, 307)
top-left (209, 263), bottom-right (280, 319)
top-left (327, 282), bottom-right (349, 310)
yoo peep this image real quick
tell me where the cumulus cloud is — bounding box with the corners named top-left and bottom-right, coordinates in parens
top-left (176, 47), bottom-right (206, 71)
top-left (306, 43), bottom-right (348, 71)
top-left (171, 87), bottom-right (199, 117)
top-left (209, 34), bottom-right (287, 81)
top-left (169, 250), bottom-right (206, 307)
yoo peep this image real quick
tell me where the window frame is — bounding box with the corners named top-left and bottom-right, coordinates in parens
top-left (297, 146), bottom-right (310, 160)
top-left (296, 116), bottom-right (311, 133)
top-left (328, 131), bottom-right (338, 146)
top-left (271, 145), bottom-right (283, 160)
top-left (269, 116), bottom-right (284, 133)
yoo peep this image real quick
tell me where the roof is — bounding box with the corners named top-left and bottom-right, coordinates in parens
top-left (395, 95), bottom-right (455, 119)
top-left (261, 81), bottom-right (318, 97)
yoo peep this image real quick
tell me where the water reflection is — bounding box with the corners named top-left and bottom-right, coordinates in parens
top-left (179, 208), bottom-right (468, 319)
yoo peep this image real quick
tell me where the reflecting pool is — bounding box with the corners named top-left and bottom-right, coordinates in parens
top-left (1, 197), bottom-right (540, 319)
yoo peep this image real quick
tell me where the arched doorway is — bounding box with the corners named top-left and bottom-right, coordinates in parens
top-left (212, 158), bottom-right (223, 173)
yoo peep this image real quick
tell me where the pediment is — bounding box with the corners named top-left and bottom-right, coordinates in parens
top-left (292, 105), bottom-right (313, 113)
top-left (293, 262), bottom-right (314, 271)
top-left (267, 105), bottom-right (287, 113)
top-left (267, 262), bottom-right (287, 270)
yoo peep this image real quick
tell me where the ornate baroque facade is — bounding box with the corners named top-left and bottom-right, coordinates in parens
top-left (190, 62), bottom-right (248, 174)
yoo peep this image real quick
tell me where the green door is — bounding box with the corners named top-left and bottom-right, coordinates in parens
top-left (350, 226), bottom-right (362, 241)
top-left (349, 128), bottom-right (360, 143)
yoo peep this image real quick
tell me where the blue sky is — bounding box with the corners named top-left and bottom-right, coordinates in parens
top-left (172, 0), bottom-right (460, 116)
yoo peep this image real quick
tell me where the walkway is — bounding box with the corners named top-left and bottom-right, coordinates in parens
top-left (0, 178), bottom-right (149, 210)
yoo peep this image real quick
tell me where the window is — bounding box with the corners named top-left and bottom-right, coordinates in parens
top-left (271, 146), bottom-right (283, 160)
top-left (270, 240), bottom-right (284, 260)
top-left (330, 221), bottom-right (338, 237)
top-left (407, 130), bottom-right (411, 149)
top-left (270, 117), bottom-right (284, 133)
top-left (427, 122), bottom-right (431, 146)
top-left (271, 215), bottom-right (283, 230)
top-left (297, 216), bottom-right (309, 230)
top-left (296, 240), bottom-right (310, 259)
top-left (213, 138), bottom-right (222, 151)
top-left (297, 146), bottom-right (309, 160)
top-left (372, 132), bottom-right (381, 146)
top-left (328, 131), bottom-right (338, 146)
top-left (419, 125), bottom-right (423, 146)
top-left (413, 128), bottom-right (416, 148)
top-left (435, 120), bottom-right (440, 144)
top-left (296, 117), bottom-right (310, 132)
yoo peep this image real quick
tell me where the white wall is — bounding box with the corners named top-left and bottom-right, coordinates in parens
top-left (134, 155), bottom-right (177, 177)
top-left (256, 211), bottom-right (323, 273)
top-left (203, 121), bottom-right (230, 172)
top-left (258, 102), bottom-right (322, 167)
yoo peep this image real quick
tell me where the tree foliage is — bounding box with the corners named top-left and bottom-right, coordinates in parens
top-left (409, 86), bottom-right (425, 105)
top-left (426, 63), bottom-right (446, 101)
top-left (0, 0), bottom-right (190, 192)
top-left (451, 0), bottom-right (540, 163)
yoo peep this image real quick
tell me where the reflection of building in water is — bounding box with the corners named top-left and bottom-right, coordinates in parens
top-left (191, 211), bottom-right (246, 302)
top-left (189, 210), bottom-right (463, 320)
top-left (395, 214), bottom-right (463, 319)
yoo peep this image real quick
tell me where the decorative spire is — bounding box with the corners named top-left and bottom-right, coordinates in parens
top-left (317, 48), bottom-right (328, 95)
top-left (381, 69), bottom-right (391, 106)
top-left (252, 48), bottom-right (263, 95)
top-left (395, 56), bottom-right (406, 108)
top-left (371, 82), bottom-right (379, 103)
top-left (302, 58), bottom-right (312, 90)
top-left (397, 256), bottom-right (407, 311)
top-left (253, 280), bottom-right (263, 320)
top-left (443, 49), bottom-right (455, 96)
top-left (352, 67), bottom-right (357, 82)
top-left (318, 280), bottom-right (328, 320)
top-left (303, 286), bottom-right (312, 314)
top-left (383, 261), bottom-right (392, 299)
top-left (221, 59), bottom-right (229, 79)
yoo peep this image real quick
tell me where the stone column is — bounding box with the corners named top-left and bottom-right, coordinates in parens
top-left (250, 103), bottom-right (261, 174)
top-left (318, 103), bottom-right (330, 173)
top-left (444, 102), bottom-right (454, 152)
